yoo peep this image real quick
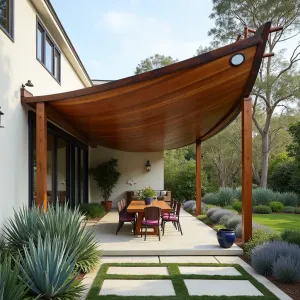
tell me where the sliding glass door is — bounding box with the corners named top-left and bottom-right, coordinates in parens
top-left (28, 111), bottom-right (88, 208)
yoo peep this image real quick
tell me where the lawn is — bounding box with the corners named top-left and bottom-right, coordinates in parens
top-left (87, 263), bottom-right (278, 299)
top-left (253, 213), bottom-right (300, 233)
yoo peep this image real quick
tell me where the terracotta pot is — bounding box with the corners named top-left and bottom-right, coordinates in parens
top-left (104, 200), bottom-right (112, 212)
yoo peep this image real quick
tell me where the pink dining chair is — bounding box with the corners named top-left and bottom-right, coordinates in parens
top-left (116, 201), bottom-right (136, 235)
top-left (141, 206), bottom-right (161, 241)
top-left (162, 202), bottom-right (183, 235)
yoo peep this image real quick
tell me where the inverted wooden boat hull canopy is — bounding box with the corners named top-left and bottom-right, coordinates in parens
top-left (23, 22), bottom-right (271, 152)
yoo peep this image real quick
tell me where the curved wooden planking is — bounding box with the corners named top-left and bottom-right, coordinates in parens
top-left (23, 23), bottom-right (271, 151)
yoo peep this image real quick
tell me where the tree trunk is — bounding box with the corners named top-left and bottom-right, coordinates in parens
top-left (260, 131), bottom-right (269, 187)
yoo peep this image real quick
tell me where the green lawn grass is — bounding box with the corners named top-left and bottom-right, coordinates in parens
top-left (253, 213), bottom-right (300, 233)
top-left (87, 263), bottom-right (278, 299)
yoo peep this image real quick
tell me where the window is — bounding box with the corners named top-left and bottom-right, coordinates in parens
top-left (36, 19), bottom-right (61, 83)
top-left (0, 0), bottom-right (14, 40)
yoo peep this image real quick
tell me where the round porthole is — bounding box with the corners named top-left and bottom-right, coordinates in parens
top-left (230, 53), bottom-right (245, 67)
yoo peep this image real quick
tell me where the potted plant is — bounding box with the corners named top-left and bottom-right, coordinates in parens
top-left (140, 186), bottom-right (156, 205)
top-left (89, 158), bottom-right (121, 212)
top-left (216, 228), bottom-right (236, 248)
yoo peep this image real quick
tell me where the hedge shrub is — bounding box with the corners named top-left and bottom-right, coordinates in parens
top-left (269, 201), bottom-right (284, 212)
top-left (295, 207), bottom-right (300, 214)
top-left (253, 205), bottom-right (272, 214)
top-left (283, 206), bottom-right (296, 213)
top-left (244, 228), bottom-right (280, 257)
top-left (232, 200), bottom-right (242, 212)
top-left (80, 203), bottom-right (106, 219)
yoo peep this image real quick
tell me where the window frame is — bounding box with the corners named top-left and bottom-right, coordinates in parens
top-left (0, 0), bottom-right (14, 41)
top-left (36, 18), bottom-right (61, 84)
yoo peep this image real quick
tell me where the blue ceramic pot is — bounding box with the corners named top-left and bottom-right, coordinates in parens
top-left (217, 229), bottom-right (236, 248)
top-left (144, 198), bottom-right (153, 205)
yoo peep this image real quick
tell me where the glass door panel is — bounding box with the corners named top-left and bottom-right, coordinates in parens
top-left (47, 133), bottom-right (54, 205)
top-left (56, 137), bottom-right (67, 205)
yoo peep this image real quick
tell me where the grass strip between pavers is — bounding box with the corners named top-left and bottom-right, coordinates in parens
top-left (87, 263), bottom-right (279, 300)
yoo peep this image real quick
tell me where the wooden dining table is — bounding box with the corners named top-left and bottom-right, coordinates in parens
top-left (127, 200), bottom-right (172, 235)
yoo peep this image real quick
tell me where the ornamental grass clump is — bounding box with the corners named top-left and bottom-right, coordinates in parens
top-left (281, 229), bottom-right (300, 247)
top-left (4, 204), bottom-right (100, 273)
top-left (183, 200), bottom-right (196, 211)
top-left (215, 187), bottom-right (235, 207)
top-left (252, 188), bottom-right (274, 206)
top-left (273, 256), bottom-right (300, 283)
top-left (283, 206), bottom-right (296, 213)
top-left (252, 241), bottom-right (300, 276)
top-left (277, 192), bottom-right (299, 207)
top-left (206, 207), bottom-right (219, 218)
top-left (210, 209), bottom-right (234, 224)
top-left (19, 233), bottom-right (85, 299)
top-left (0, 255), bottom-right (28, 300)
top-left (202, 193), bottom-right (219, 206)
top-left (225, 215), bottom-right (242, 229)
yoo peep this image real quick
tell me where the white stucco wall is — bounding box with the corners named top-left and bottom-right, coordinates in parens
top-left (0, 1), bottom-right (89, 227)
top-left (89, 146), bottom-right (164, 207)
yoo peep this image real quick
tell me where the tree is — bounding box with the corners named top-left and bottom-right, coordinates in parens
top-left (134, 54), bottom-right (178, 74)
top-left (208, 0), bottom-right (300, 187)
top-left (164, 148), bottom-right (208, 200)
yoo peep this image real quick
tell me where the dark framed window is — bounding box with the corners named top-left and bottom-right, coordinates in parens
top-left (36, 18), bottom-right (61, 83)
top-left (28, 111), bottom-right (88, 208)
top-left (0, 0), bottom-right (14, 40)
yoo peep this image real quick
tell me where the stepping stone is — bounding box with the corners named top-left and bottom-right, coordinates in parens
top-left (184, 280), bottom-right (263, 296)
top-left (179, 266), bottom-right (241, 276)
top-left (107, 266), bottom-right (169, 275)
top-left (160, 256), bottom-right (218, 263)
top-left (100, 280), bottom-right (175, 296)
top-left (101, 256), bottom-right (159, 264)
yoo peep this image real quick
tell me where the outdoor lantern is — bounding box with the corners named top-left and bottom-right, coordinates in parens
top-left (145, 160), bottom-right (151, 172)
top-left (25, 80), bottom-right (34, 87)
top-left (0, 107), bottom-right (4, 128)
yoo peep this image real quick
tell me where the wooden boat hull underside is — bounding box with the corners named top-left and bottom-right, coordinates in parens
top-left (23, 23), bottom-right (271, 151)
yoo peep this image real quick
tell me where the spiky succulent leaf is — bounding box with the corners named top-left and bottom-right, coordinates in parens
top-left (0, 255), bottom-right (28, 300)
top-left (19, 233), bottom-right (85, 299)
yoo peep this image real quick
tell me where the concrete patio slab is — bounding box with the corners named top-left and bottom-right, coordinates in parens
top-left (99, 280), bottom-right (175, 296)
top-left (90, 210), bottom-right (243, 256)
top-left (179, 266), bottom-right (241, 276)
top-left (100, 256), bottom-right (159, 264)
top-left (107, 266), bottom-right (169, 275)
top-left (184, 279), bottom-right (263, 296)
top-left (160, 256), bottom-right (219, 263)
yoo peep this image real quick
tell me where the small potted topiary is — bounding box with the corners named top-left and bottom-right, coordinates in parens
top-left (89, 158), bottom-right (121, 212)
top-left (140, 186), bottom-right (156, 205)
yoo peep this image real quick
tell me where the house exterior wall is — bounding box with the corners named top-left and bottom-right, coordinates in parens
top-left (89, 146), bottom-right (164, 207)
top-left (0, 1), bottom-right (89, 227)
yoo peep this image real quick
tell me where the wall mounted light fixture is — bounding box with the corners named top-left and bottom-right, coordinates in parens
top-left (146, 160), bottom-right (151, 172)
top-left (0, 107), bottom-right (4, 128)
top-left (22, 80), bottom-right (34, 88)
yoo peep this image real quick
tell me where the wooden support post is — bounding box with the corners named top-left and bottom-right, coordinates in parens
top-left (196, 138), bottom-right (202, 216)
top-left (242, 97), bottom-right (253, 243)
top-left (36, 102), bottom-right (47, 211)
top-left (244, 27), bottom-right (248, 39)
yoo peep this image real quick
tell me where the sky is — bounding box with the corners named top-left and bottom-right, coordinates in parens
top-left (50, 0), bottom-right (214, 80)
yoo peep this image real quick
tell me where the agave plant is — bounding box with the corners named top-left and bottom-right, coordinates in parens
top-left (19, 233), bottom-right (85, 299)
top-left (0, 255), bottom-right (28, 300)
top-left (4, 204), bottom-right (100, 273)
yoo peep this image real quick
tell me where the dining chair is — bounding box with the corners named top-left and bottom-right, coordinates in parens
top-left (162, 202), bottom-right (183, 235)
top-left (116, 200), bottom-right (136, 235)
top-left (141, 206), bottom-right (161, 241)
